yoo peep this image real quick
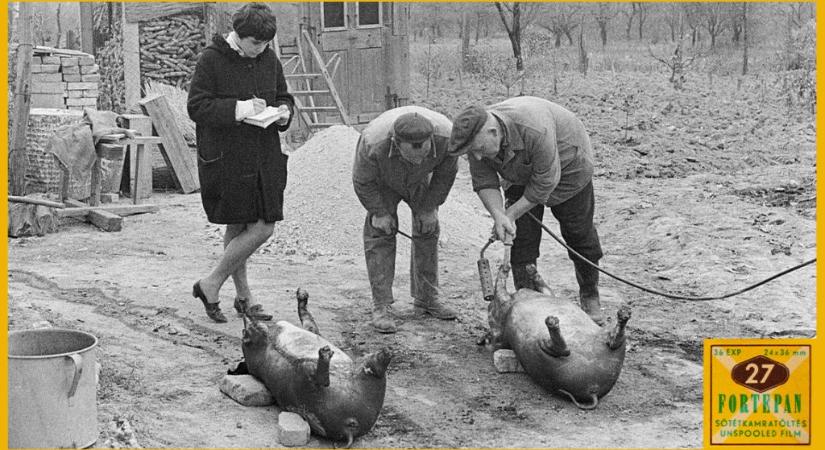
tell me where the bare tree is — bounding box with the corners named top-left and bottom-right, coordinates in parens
top-left (698, 3), bottom-right (730, 48)
top-left (460, 10), bottom-right (471, 71)
top-left (741, 2), bottom-right (748, 75)
top-left (663, 4), bottom-right (682, 42)
top-left (649, 41), bottom-right (704, 90)
top-left (535, 3), bottom-right (580, 47)
top-left (494, 2), bottom-right (539, 72)
top-left (785, 3), bottom-right (815, 29)
top-left (578, 15), bottom-right (588, 76)
top-left (621, 3), bottom-right (637, 39)
top-left (594, 3), bottom-right (618, 47)
top-left (683, 3), bottom-right (703, 47)
top-left (635, 2), bottom-right (649, 40)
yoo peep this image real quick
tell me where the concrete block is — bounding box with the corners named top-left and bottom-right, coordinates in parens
top-left (277, 412), bottom-right (311, 447)
top-left (32, 56), bottom-right (42, 64)
top-left (32, 72), bottom-right (62, 83)
top-left (42, 55), bottom-right (61, 65)
top-left (61, 65), bottom-right (80, 74)
top-left (31, 64), bottom-right (60, 74)
top-left (62, 74), bottom-right (82, 82)
top-left (31, 82), bottom-right (66, 94)
top-left (66, 97), bottom-right (98, 106)
top-left (81, 73), bottom-right (100, 82)
top-left (66, 82), bottom-right (97, 91)
top-left (493, 349), bottom-right (525, 373)
top-left (60, 56), bottom-right (79, 66)
top-left (219, 374), bottom-right (275, 406)
top-left (84, 89), bottom-right (100, 98)
top-left (80, 64), bottom-right (99, 74)
top-left (78, 56), bottom-right (96, 66)
top-left (68, 90), bottom-right (85, 98)
top-left (30, 93), bottom-right (66, 109)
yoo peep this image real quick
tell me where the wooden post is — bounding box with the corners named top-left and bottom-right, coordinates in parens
top-left (138, 95), bottom-right (200, 193)
top-left (9, 2), bottom-right (33, 196)
top-left (79, 2), bottom-right (95, 55)
top-left (122, 3), bottom-right (141, 109)
top-left (120, 114), bottom-right (154, 200)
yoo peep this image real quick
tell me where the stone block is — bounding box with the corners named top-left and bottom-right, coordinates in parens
top-left (81, 73), bottom-right (100, 82)
top-left (68, 90), bottom-right (85, 98)
top-left (42, 55), bottom-right (61, 65)
top-left (84, 89), bottom-right (100, 98)
top-left (31, 64), bottom-right (60, 74)
top-left (32, 56), bottom-right (42, 64)
top-left (66, 82), bottom-right (97, 91)
top-left (30, 82), bottom-right (66, 94)
top-left (80, 64), bottom-right (99, 74)
top-left (65, 97), bottom-right (98, 106)
top-left (60, 56), bottom-right (79, 66)
top-left (32, 72), bottom-right (63, 83)
top-left (219, 374), bottom-right (274, 406)
top-left (493, 349), bottom-right (525, 373)
top-left (62, 74), bottom-right (82, 82)
top-left (277, 412), bottom-right (311, 447)
top-left (61, 65), bottom-right (80, 74)
top-left (30, 93), bottom-right (65, 109)
top-left (78, 56), bottom-right (96, 66)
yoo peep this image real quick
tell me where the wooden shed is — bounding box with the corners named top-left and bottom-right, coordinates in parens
top-left (112, 2), bottom-right (411, 126)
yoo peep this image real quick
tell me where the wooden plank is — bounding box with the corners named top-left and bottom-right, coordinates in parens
top-left (8, 196), bottom-right (65, 208)
top-left (120, 115), bottom-right (154, 200)
top-left (9, 2), bottom-right (33, 196)
top-left (89, 158), bottom-right (102, 206)
top-left (57, 202), bottom-right (159, 218)
top-left (122, 7), bottom-right (141, 109)
top-left (62, 199), bottom-right (122, 232)
top-left (138, 94), bottom-right (200, 193)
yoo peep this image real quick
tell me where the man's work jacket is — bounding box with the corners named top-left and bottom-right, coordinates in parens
top-left (469, 96), bottom-right (594, 207)
top-left (353, 106), bottom-right (457, 216)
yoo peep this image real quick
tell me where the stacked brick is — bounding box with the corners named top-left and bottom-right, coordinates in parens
top-left (30, 49), bottom-right (101, 110)
top-left (23, 109), bottom-right (85, 195)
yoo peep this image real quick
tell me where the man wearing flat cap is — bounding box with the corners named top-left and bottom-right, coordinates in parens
top-left (449, 96), bottom-right (605, 325)
top-left (353, 106), bottom-right (458, 333)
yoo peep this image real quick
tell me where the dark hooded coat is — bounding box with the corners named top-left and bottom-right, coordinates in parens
top-left (187, 34), bottom-right (295, 224)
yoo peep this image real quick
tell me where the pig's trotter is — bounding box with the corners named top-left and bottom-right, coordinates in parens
top-left (539, 316), bottom-right (571, 357)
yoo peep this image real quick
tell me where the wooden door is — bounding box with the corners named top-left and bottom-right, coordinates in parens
top-left (317, 2), bottom-right (386, 123)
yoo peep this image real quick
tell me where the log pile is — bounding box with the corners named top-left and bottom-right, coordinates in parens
top-left (139, 14), bottom-right (205, 89)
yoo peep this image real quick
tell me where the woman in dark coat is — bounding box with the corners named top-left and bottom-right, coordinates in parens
top-left (187, 2), bottom-right (294, 323)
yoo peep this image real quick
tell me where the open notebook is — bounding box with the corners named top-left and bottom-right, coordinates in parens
top-left (243, 106), bottom-right (290, 129)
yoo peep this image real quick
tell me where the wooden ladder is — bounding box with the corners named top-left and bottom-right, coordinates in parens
top-left (278, 27), bottom-right (350, 133)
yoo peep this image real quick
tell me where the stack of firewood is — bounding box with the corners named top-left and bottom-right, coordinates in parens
top-left (139, 14), bottom-right (205, 89)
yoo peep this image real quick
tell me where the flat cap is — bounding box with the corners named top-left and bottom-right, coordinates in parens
top-left (448, 105), bottom-right (488, 156)
top-left (393, 112), bottom-right (434, 143)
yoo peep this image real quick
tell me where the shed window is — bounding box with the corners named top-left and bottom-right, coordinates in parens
top-left (322, 2), bottom-right (346, 30)
top-left (357, 2), bottom-right (381, 28)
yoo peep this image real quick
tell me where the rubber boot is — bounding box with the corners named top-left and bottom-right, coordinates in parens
top-left (512, 263), bottom-right (548, 292)
top-left (371, 304), bottom-right (397, 334)
top-left (410, 219), bottom-right (456, 320)
top-left (364, 214), bottom-right (398, 333)
top-left (575, 260), bottom-right (605, 326)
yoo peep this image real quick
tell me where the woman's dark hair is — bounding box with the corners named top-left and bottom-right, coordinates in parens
top-left (232, 3), bottom-right (278, 41)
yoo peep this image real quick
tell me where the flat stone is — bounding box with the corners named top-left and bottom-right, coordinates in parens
top-left (219, 374), bottom-right (274, 406)
top-left (493, 349), bottom-right (525, 373)
top-left (278, 411), bottom-right (310, 447)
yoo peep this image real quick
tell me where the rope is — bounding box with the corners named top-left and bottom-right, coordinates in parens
top-left (525, 212), bottom-right (816, 302)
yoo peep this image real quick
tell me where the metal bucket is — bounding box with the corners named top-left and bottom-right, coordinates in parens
top-left (8, 328), bottom-right (99, 448)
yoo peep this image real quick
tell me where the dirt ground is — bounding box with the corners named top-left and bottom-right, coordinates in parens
top-left (7, 73), bottom-right (817, 447)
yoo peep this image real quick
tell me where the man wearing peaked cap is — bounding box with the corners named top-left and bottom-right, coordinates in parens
top-left (353, 106), bottom-right (459, 333)
top-left (449, 97), bottom-right (605, 326)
